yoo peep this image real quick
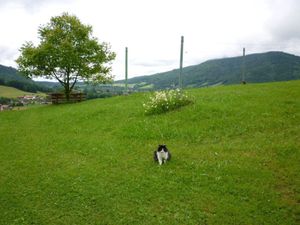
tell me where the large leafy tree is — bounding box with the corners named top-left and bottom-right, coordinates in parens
top-left (16, 12), bottom-right (116, 100)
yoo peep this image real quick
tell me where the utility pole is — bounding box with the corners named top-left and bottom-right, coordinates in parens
top-left (242, 47), bottom-right (246, 84)
top-left (179, 36), bottom-right (184, 89)
top-left (125, 47), bottom-right (128, 93)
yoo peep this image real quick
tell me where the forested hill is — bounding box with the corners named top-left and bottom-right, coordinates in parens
top-left (116, 51), bottom-right (300, 89)
top-left (0, 64), bottom-right (50, 93)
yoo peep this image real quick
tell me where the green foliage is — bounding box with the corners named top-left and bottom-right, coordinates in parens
top-left (16, 12), bottom-right (116, 100)
top-left (79, 83), bottom-right (125, 99)
top-left (115, 51), bottom-right (300, 90)
top-left (0, 97), bottom-right (11, 104)
top-left (0, 97), bottom-right (23, 106)
top-left (0, 81), bottom-right (299, 224)
top-left (143, 89), bottom-right (192, 114)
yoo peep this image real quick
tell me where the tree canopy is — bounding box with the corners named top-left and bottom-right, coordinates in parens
top-left (16, 12), bottom-right (116, 100)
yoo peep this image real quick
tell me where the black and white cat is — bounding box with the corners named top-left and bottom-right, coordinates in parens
top-left (154, 144), bottom-right (171, 165)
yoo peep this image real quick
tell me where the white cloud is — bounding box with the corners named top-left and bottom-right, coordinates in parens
top-left (0, 0), bottom-right (300, 80)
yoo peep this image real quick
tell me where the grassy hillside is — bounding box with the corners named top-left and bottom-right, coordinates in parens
top-left (116, 51), bottom-right (300, 90)
top-left (0, 81), bottom-right (299, 225)
top-left (0, 85), bottom-right (38, 98)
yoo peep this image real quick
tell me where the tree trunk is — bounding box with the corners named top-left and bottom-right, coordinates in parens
top-left (65, 86), bottom-right (71, 102)
top-left (65, 70), bottom-right (71, 102)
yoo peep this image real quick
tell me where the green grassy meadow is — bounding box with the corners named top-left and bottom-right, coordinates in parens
top-left (0, 81), bottom-right (299, 224)
top-left (0, 85), bottom-right (37, 98)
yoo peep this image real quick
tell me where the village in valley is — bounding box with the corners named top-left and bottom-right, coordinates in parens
top-left (0, 94), bottom-right (48, 111)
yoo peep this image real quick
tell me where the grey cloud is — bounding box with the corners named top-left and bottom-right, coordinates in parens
top-left (267, 0), bottom-right (300, 41)
top-left (0, 0), bottom-right (73, 12)
top-left (0, 0), bottom-right (46, 7)
top-left (0, 46), bottom-right (18, 66)
top-left (131, 59), bottom-right (177, 67)
top-left (0, 46), bottom-right (17, 60)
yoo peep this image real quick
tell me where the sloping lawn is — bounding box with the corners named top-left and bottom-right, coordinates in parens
top-left (0, 81), bottom-right (299, 224)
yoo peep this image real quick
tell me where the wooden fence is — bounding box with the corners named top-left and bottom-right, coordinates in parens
top-left (49, 93), bottom-right (86, 104)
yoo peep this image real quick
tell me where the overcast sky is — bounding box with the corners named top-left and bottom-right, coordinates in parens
top-left (0, 0), bottom-right (300, 80)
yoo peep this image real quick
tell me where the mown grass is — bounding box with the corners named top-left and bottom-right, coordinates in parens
top-left (0, 81), bottom-right (299, 225)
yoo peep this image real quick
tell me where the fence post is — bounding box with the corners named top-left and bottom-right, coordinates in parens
top-left (125, 47), bottom-right (128, 93)
top-left (242, 47), bottom-right (246, 84)
top-left (179, 36), bottom-right (184, 89)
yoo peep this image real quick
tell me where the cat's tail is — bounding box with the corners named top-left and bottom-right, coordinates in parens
top-left (153, 151), bottom-right (158, 162)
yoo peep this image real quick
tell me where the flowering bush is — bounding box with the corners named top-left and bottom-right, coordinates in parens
top-left (143, 89), bottom-right (192, 115)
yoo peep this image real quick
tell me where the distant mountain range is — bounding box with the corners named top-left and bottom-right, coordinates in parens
top-left (0, 65), bottom-right (50, 93)
top-left (1, 51), bottom-right (300, 93)
top-left (115, 51), bottom-right (300, 90)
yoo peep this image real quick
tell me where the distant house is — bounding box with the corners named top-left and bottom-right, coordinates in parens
top-left (18, 95), bottom-right (37, 104)
top-left (0, 104), bottom-right (12, 111)
top-left (17, 95), bottom-right (48, 105)
top-left (18, 95), bottom-right (36, 101)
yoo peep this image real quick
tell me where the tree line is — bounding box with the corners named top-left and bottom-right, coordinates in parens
top-left (0, 77), bottom-right (51, 93)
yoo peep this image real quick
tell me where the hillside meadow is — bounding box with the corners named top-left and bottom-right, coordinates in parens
top-left (0, 85), bottom-right (37, 99)
top-left (0, 85), bottom-right (47, 100)
top-left (115, 52), bottom-right (300, 90)
top-left (0, 81), bottom-right (299, 225)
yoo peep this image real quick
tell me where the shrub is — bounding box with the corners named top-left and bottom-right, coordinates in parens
top-left (143, 89), bottom-right (192, 115)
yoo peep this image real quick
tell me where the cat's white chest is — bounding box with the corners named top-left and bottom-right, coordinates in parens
top-left (157, 151), bottom-right (167, 159)
top-left (157, 151), bottom-right (168, 165)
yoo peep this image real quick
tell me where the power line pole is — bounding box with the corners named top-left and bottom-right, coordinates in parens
top-left (242, 47), bottom-right (246, 84)
top-left (125, 47), bottom-right (128, 93)
top-left (179, 36), bottom-right (184, 89)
